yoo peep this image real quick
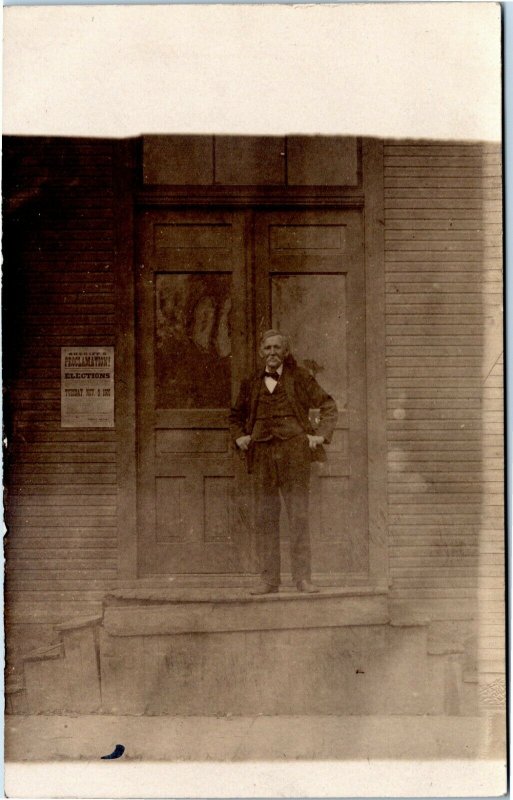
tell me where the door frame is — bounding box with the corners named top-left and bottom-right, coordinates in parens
top-left (114, 138), bottom-right (387, 589)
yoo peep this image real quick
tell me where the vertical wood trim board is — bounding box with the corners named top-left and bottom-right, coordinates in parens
top-left (113, 140), bottom-right (138, 580)
top-left (362, 139), bottom-right (388, 585)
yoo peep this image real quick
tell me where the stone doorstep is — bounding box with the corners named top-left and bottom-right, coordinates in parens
top-left (22, 643), bottom-right (64, 662)
top-left (102, 589), bottom-right (391, 636)
top-left (16, 590), bottom-right (394, 702)
top-left (55, 614), bottom-right (104, 632)
top-left (104, 584), bottom-right (389, 604)
top-left (20, 617), bottom-right (103, 668)
top-left (5, 677), bottom-right (24, 695)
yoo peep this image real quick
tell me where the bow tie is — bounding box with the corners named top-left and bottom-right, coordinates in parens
top-left (265, 371), bottom-right (281, 382)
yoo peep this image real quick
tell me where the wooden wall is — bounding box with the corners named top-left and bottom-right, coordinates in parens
top-left (383, 140), bottom-right (504, 685)
top-left (3, 138), bottom-right (120, 655)
top-left (478, 147), bottom-right (505, 702)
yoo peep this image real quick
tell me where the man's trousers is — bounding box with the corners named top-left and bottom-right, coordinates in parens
top-left (252, 435), bottom-right (312, 586)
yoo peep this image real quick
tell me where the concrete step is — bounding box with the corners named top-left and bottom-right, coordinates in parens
top-left (13, 593), bottom-right (477, 718)
top-left (5, 677), bottom-right (28, 714)
top-left (21, 616), bottom-right (102, 714)
top-left (55, 614), bottom-right (103, 712)
top-left (98, 594), bottom-right (432, 716)
top-left (23, 643), bottom-right (70, 714)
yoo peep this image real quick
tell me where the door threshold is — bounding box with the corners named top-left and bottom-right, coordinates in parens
top-left (104, 583), bottom-right (389, 605)
top-left (111, 573), bottom-right (373, 589)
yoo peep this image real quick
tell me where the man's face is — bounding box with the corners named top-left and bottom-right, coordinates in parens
top-left (260, 335), bottom-right (288, 370)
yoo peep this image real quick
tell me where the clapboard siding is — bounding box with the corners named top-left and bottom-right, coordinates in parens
top-left (480, 138), bottom-right (504, 685)
top-left (384, 141), bottom-right (503, 645)
top-left (3, 138), bottom-right (119, 596)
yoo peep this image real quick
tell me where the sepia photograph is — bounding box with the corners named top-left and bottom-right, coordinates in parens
top-left (2, 4), bottom-right (506, 797)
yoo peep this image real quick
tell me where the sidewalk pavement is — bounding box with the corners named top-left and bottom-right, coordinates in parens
top-left (5, 713), bottom-right (505, 762)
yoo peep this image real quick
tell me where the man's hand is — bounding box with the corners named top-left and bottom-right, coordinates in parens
top-left (307, 435), bottom-right (325, 450)
top-left (236, 435), bottom-right (252, 451)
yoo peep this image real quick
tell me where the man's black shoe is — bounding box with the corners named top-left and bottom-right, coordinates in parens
top-left (296, 580), bottom-right (320, 593)
top-left (250, 583), bottom-right (279, 595)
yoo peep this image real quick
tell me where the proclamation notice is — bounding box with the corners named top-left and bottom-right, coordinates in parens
top-left (61, 347), bottom-right (114, 428)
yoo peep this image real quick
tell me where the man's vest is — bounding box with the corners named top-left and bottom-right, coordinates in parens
top-left (251, 378), bottom-right (305, 442)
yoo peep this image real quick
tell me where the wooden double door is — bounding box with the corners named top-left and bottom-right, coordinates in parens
top-left (136, 208), bottom-right (369, 582)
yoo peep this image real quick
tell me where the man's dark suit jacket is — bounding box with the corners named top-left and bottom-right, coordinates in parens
top-left (229, 359), bottom-right (338, 471)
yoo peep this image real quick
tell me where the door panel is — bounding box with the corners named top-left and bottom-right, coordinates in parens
top-left (155, 273), bottom-right (232, 408)
top-left (255, 209), bottom-right (369, 579)
top-left (137, 210), bottom-right (253, 576)
top-left (271, 273), bottom-right (348, 409)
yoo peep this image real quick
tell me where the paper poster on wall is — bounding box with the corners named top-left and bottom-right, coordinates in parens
top-left (61, 347), bottom-right (114, 428)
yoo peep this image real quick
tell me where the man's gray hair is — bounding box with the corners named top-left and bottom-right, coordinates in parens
top-left (260, 329), bottom-right (290, 352)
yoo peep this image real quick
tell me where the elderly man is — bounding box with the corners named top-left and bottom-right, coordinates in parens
top-left (230, 330), bottom-right (338, 594)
